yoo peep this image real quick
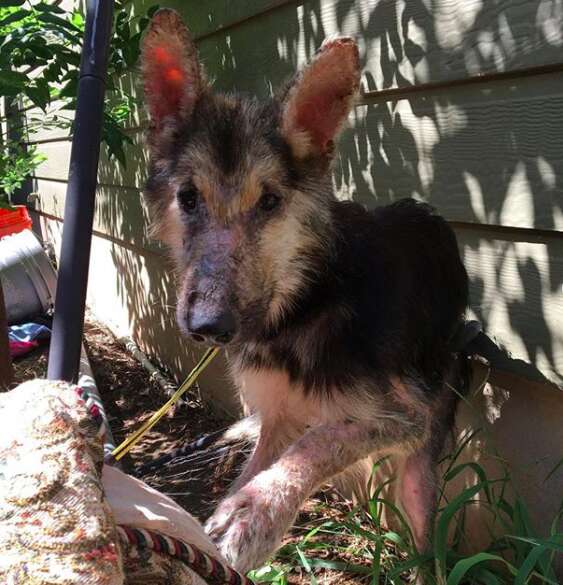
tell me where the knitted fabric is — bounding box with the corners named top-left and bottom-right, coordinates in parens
top-left (0, 379), bottom-right (243, 585)
top-left (0, 379), bottom-right (124, 584)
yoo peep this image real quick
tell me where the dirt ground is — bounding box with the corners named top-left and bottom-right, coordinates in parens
top-left (10, 317), bottom-right (372, 583)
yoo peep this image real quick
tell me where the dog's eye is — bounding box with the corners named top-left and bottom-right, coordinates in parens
top-left (259, 191), bottom-right (282, 213)
top-left (178, 188), bottom-right (199, 215)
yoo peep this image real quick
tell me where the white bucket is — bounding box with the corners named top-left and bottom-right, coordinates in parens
top-left (0, 230), bottom-right (57, 324)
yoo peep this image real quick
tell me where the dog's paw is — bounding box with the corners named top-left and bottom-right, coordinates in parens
top-left (205, 474), bottom-right (296, 573)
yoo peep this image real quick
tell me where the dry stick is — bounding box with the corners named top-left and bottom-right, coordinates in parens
top-left (0, 279), bottom-right (12, 390)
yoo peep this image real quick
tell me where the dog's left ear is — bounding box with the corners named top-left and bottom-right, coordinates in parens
top-left (281, 38), bottom-right (360, 159)
top-left (141, 9), bottom-right (203, 133)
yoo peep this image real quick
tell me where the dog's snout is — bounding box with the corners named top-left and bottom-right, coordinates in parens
top-left (188, 307), bottom-right (237, 345)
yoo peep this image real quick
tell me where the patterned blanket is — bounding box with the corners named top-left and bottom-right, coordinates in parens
top-left (0, 379), bottom-right (244, 585)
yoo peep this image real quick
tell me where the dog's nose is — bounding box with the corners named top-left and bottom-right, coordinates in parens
top-left (189, 308), bottom-right (237, 345)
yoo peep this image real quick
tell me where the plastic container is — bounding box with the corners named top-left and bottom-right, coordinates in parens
top-left (0, 205), bottom-right (33, 239)
top-left (0, 229), bottom-right (57, 324)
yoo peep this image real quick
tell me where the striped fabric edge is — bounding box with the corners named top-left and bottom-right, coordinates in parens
top-left (75, 385), bottom-right (108, 439)
top-left (116, 525), bottom-right (253, 585)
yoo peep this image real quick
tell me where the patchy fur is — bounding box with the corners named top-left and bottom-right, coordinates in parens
top-left (141, 9), bottom-right (469, 573)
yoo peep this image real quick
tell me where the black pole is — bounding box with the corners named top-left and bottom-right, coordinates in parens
top-left (47, 0), bottom-right (115, 382)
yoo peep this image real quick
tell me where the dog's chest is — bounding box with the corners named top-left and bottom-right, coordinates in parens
top-left (233, 367), bottom-right (370, 427)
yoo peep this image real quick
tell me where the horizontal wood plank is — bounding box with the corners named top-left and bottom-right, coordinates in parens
top-left (26, 0), bottom-right (563, 140)
top-left (335, 72), bottom-right (563, 231)
top-left (132, 0), bottom-right (294, 40)
top-left (32, 72), bottom-right (563, 232)
top-left (33, 179), bottom-right (161, 255)
top-left (195, 0), bottom-right (563, 98)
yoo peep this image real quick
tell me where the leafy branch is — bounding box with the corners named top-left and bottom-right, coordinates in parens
top-left (0, 0), bottom-right (158, 206)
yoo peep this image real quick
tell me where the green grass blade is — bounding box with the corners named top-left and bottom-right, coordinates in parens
top-left (446, 552), bottom-right (515, 585)
top-left (544, 456), bottom-right (563, 483)
top-left (514, 546), bottom-right (547, 585)
top-left (507, 535), bottom-right (563, 552)
top-left (434, 482), bottom-right (485, 577)
top-left (295, 546), bottom-right (318, 585)
top-left (304, 558), bottom-right (372, 574)
top-left (386, 553), bottom-right (432, 579)
top-left (443, 462), bottom-right (497, 503)
top-left (469, 566), bottom-right (503, 585)
top-left (370, 539), bottom-right (383, 585)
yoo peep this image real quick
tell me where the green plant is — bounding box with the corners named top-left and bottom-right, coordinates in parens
top-left (0, 142), bottom-right (45, 207)
top-left (0, 0), bottom-right (158, 206)
top-left (249, 441), bottom-right (563, 585)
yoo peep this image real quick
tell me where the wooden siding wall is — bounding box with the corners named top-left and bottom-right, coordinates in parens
top-left (26, 0), bottom-right (562, 399)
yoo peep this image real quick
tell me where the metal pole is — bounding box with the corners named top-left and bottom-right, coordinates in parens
top-left (47, 0), bottom-right (115, 382)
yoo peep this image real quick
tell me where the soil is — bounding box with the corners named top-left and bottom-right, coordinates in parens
top-left (11, 317), bottom-right (375, 583)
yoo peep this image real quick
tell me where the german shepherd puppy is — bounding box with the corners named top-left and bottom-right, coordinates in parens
top-left (141, 9), bottom-right (469, 572)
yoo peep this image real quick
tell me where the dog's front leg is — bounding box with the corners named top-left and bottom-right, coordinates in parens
top-left (231, 422), bottom-right (289, 491)
top-left (205, 419), bottom-right (417, 572)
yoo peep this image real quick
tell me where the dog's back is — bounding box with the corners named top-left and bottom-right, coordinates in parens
top-left (237, 197), bottom-right (468, 400)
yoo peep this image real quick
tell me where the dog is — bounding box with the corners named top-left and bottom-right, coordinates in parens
top-left (140, 9), bottom-right (469, 573)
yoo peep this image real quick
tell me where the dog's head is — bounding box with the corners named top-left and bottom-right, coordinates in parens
top-left (141, 9), bottom-right (360, 346)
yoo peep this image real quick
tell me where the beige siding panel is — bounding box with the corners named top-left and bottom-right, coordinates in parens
top-left (335, 73), bottom-right (563, 232)
top-left (133, 0), bottom-right (288, 39)
top-left (455, 224), bottom-right (563, 387)
top-left (28, 0), bottom-right (563, 140)
top-left (33, 75), bottom-right (563, 232)
top-left (23, 107), bottom-right (75, 143)
top-left (33, 179), bottom-right (160, 254)
top-left (33, 141), bottom-right (71, 181)
top-left (33, 132), bottom-right (150, 189)
top-left (194, 0), bottom-right (563, 98)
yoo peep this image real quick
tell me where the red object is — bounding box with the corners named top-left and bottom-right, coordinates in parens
top-left (0, 205), bottom-right (33, 239)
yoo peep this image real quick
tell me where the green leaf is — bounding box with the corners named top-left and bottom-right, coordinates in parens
top-left (295, 547), bottom-right (318, 585)
top-left (58, 75), bottom-right (78, 98)
top-left (0, 199), bottom-right (14, 209)
top-left (370, 538), bottom-right (383, 584)
top-left (0, 8), bottom-right (29, 28)
top-left (37, 12), bottom-right (80, 36)
top-left (0, 0), bottom-right (25, 6)
top-left (444, 462), bottom-right (494, 503)
top-left (0, 68), bottom-right (27, 96)
top-left (25, 80), bottom-right (51, 110)
top-left (248, 565), bottom-right (288, 584)
top-left (0, 68), bottom-right (27, 88)
top-left (386, 553), bottom-right (432, 579)
top-left (507, 535), bottom-right (563, 552)
top-left (447, 552), bottom-right (514, 585)
top-left (35, 3), bottom-right (66, 14)
top-left (434, 482), bottom-right (485, 578)
top-left (469, 567), bottom-right (503, 585)
top-left (515, 546), bottom-right (547, 585)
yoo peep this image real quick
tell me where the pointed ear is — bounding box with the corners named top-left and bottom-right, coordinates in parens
top-left (281, 38), bottom-right (360, 159)
top-left (141, 9), bottom-right (202, 130)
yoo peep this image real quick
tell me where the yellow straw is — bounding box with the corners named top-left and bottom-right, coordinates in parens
top-left (111, 346), bottom-right (220, 461)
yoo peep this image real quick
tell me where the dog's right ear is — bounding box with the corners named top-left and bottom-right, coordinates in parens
top-left (141, 9), bottom-right (202, 136)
